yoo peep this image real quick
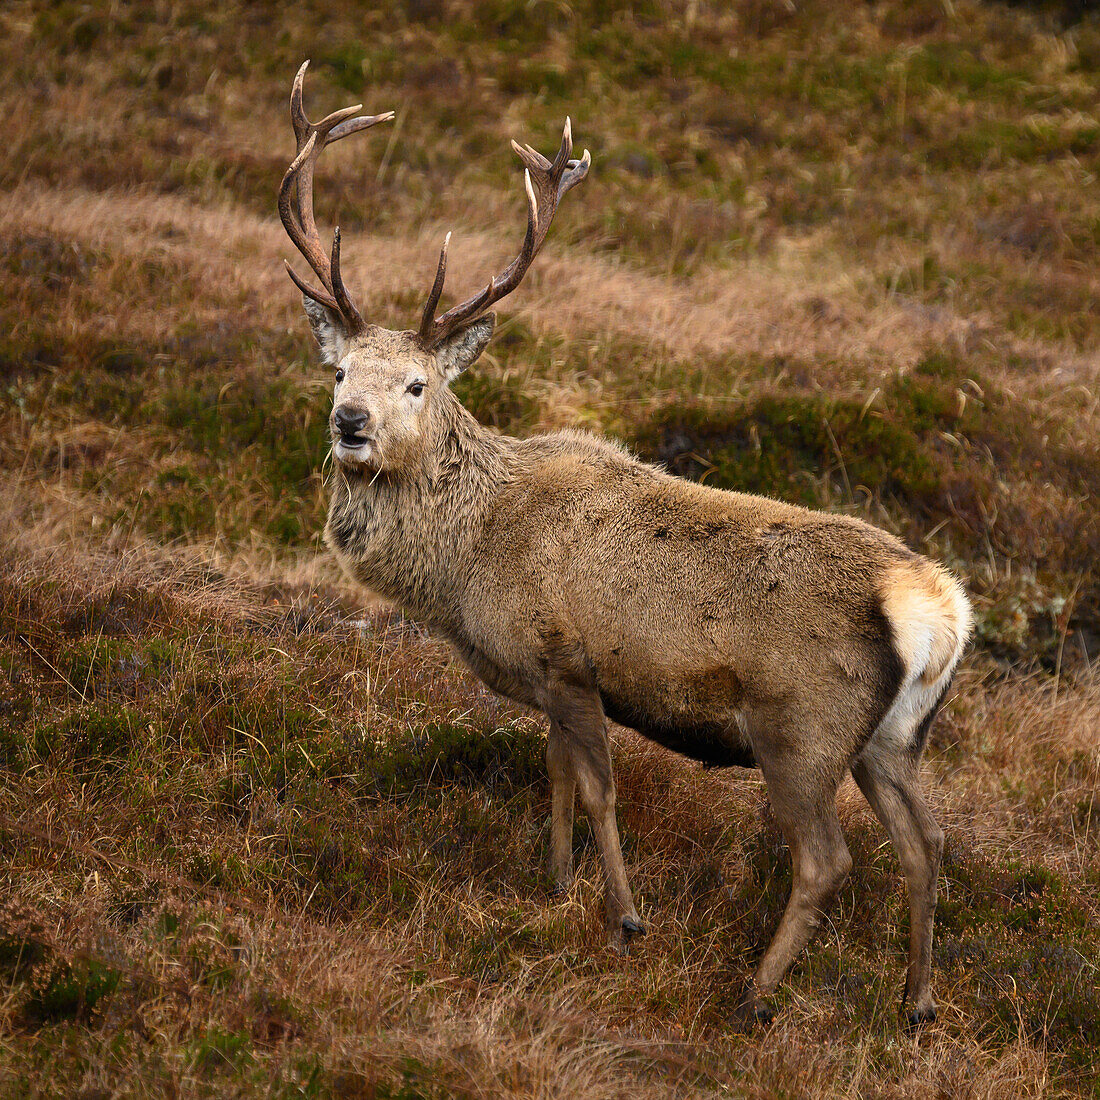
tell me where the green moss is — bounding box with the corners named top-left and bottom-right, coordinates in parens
top-left (905, 44), bottom-right (1030, 101)
top-left (132, 368), bottom-right (330, 546)
top-left (318, 43), bottom-right (369, 93)
top-left (156, 372), bottom-right (323, 466)
top-left (190, 1027), bottom-right (253, 1073)
top-left (23, 959), bottom-right (120, 1025)
top-left (276, 819), bottom-right (377, 916)
top-left (634, 384), bottom-right (950, 511)
top-left (933, 846), bottom-right (1100, 1069)
top-left (360, 722), bottom-right (546, 797)
top-left (65, 637), bottom-right (172, 699)
top-left (31, 704), bottom-right (150, 773)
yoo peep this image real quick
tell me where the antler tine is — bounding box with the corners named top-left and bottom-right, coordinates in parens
top-left (279, 60), bottom-right (394, 334)
top-left (417, 118), bottom-right (591, 348)
top-left (329, 227), bottom-right (364, 332)
top-left (550, 115), bottom-right (574, 174)
top-left (284, 258), bottom-right (338, 312)
top-left (289, 60), bottom-right (312, 147)
top-left (279, 133), bottom-right (333, 305)
top-left (419, 232), bottom-right (452, 342)
top-left (289, 60), bottom-right (388, 151)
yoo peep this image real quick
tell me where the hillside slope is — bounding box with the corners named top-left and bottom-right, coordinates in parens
top-left (1, 2), bottom-right (1098, 1096)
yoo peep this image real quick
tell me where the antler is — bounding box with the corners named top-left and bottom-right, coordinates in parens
top-left (417, 119), bottom-right (591, 349)
top-left (278, 60), bottom-right (394, 335)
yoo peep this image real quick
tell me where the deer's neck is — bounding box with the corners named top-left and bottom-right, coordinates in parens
top-left (324, 392), bottom-right (512, 627)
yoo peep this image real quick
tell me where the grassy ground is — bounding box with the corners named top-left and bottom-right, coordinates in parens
top-left (1, 0), bottom-right (1098, 1095)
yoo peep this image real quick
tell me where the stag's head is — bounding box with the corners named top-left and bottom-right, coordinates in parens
top-left (279, 62), bottom-right (590, 474)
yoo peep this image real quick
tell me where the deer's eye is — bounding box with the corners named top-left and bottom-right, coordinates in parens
top-left (335, 369), bottom-right (345, 384)
top-left (407, 381), bottom-right (425, 397)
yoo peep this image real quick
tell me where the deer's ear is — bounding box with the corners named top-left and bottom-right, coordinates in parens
top-left (302, 295), bottom-right (349, 365)
top-left (433, 313), bottom-right (496, 383)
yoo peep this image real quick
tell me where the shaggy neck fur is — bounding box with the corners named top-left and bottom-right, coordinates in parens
top-left (324, 388), bottom-right (514, 629)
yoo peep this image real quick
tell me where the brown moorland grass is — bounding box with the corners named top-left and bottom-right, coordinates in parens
top-left (1, 0), bottom-right (1099, 1096)
top-left (1, 527), bottom-right (1097, 1097)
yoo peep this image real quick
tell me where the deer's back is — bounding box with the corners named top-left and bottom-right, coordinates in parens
top-left (460, 432), bottom-right (913, 763)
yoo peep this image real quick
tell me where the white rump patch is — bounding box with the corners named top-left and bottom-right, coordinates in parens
top-left (871, 561), bottom-right (972, 752)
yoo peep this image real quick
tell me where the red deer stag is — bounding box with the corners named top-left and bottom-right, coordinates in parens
top-left (278, 61), bottom-right (972, 1025)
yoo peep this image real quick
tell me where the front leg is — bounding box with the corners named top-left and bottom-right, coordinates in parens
top-left (546, 720), bottom-right (576, 894)
top-left (544, 673), bottom-right (644, 951)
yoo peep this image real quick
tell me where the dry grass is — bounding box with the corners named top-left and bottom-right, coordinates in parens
top-left (1, 532), bottom-right (1096, 1097)
top-left (2, 0), bottom-right (1099, 1096)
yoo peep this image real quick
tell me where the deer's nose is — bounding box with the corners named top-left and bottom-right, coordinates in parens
top-left (333, 405), bottom-right (370, 438)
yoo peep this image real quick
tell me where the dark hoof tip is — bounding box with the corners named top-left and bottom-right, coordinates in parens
top-left (903, 1004), bottom-right (937, 1028)
top-left (734, 987), bottom-right (775, 1028)
top-left (621, 917), bottom-right (645, 939)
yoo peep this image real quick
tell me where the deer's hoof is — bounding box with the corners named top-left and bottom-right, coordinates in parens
top-left (607, 916), bottom-right (644, 955)
top-left (903, 1002), bottom-right (937, 1028)
top-left (735, 984), bottom-right (776, 1028)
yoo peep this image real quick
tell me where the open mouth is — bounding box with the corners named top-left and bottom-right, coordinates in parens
top-left (333, 435), bottom-right (374, 465)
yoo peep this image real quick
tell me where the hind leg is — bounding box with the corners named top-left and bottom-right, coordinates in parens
top-left (852, 745), bottom-right (944, 1025)
top-left (748, 751), bottom-right (852, 1017)
top-left (546, 720), bottom-right (576, 893)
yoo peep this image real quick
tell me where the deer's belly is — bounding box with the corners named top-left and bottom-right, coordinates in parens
top-left (596, 683), bottom-right (756, 769)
